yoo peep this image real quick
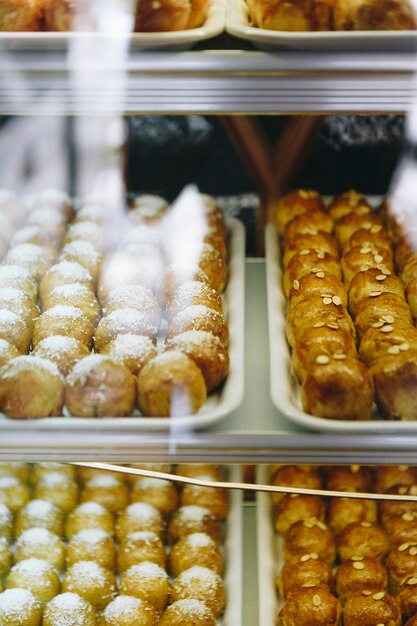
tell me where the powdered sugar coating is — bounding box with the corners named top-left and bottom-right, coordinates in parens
top-left (66, 221), bottom-right (103, 240)
top-left (43, 592), bottom-right (95, 626)
top-left (103, 334), bottom-right (156, 361)
top-left (104, 594), bottom-right (151, 619)
top-left (45, 261), bottom-right (93, 282)
top-left (10, 557), bottom-right (56, 577)
top-left (164, 598), bottom-right (215, 618)
top-left (33, 188), bottom-right (71, 211)
top-left (134, 477), bottom-right (172, 491)
top-left (16, 527), bottom-right (59, 548)
top-left (124, 530), bottom-right (160, 543)
top-left (36, 471), bottom-right (74, 489)
top-left (61, 240), bottom-right (101, 264)
top-left (85, 474), bottom-right (122, 489)
top-left (70, 528), bottom-right (110, 545)
top-left (183, 532), bottom-right (216, 548)
top-left (34, 335), bottom-right (83, 356)
top-left (0, 309), bottom-right (24, 325)
top-left (98, 308), bottom-right (157, 335)
top-left (6, 243), bottom-right (54, 265)
top-left (0, 356), bottom-right (63, 381)
top-left (123, 502), bottom-right (161, 522)
top-left (39, 305), bottom-right (85, 321)
top-left (175, 505), bottom-right (214, 523)
top-left (20, 498), bottom-right (60, 519)
top-left (65, 560), bottom-right (108, 585)
top-left (72, 501), bottom-right (108, 515)
top-left (172, 305), bottom-right (223, 326)
top-left (48, 283), bottom-right (94, 300)
top-left (66, 355), bottom-right (110, 386)
top-left (124, 561), bottom-right (168, 580)
top-left (27, 208), bottom-right (65, 227)
top-left (0, 475), bottom-right (20, 489)
top-left (0, 502), bottom-right (12, 529)
top-left (0, 588), bottom-right (40, 616)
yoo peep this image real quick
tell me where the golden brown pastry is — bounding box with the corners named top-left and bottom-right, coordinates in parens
top-left (288, 270), bottom-right (347, 311)
top-left (197, 243), bottom-right (227, 294)
top-left (380, 485), bottom-right (417, 525)
top-left (39, 261), bottom-right (95, 304)
top-left (99, 595), bottom-right (157, 626)
top-left (278, 553), bottom-right (333, 599)
top-left (359, 320), bottom-right (417, 367)
top-left (395, 232), bottom-right (417, 270)
top-left (5, 243), bottom-right (55, 282)
top-left (292, 326), bottom-right (357, 383)
top-left (283, 249), bottom-right (342, 298)
top-left (284, 518), bottom-right (336, 564)
top-left (372, 350), bottom-right (417, 420)
top-left (375, 466), bottom-right (417, 494)
top-left (329, 190), bottom-right (371, 223)
top-left (65, 355), bottom-right (136, 418)
top-left (101, 334), bottom-right (157, 377)
top-left (0, 356), bottom-right (64, 418)
top-left (98, 249), bottom-right (162, 302)
top-left (135, 2), bottom-right (191, 33)
top-left (328, 496), bottom-right (378, 536)
top-left (387, 542), bottom-right (417, 591)
top-left (275, 190), bottom-right (325, 235)
top-left (334, 0), bottom-right (417, 30)
top-left (286, 295), bottom-right (356, 348)
top-left (137, 351), bottom-right (207, 418)
top-left (248, 0), bottom-right (314, 30)
top-left (15, 499), bottom-right (63, 536)
top-left (42, 283), bottom-right (100, 327)
top-left (0, 264), bottom-right (37, 301)
top-left (66, 529), bottom-right (115, 570)
top-left (80, 475), bottom-right (129, 515)
top-left (159, 599), bottom-right (216, 626)
top-left (94, 308), bottom-right (158, 352)
top-left (338, 521), bottom-right (390, 562)
top-left (325, 465), bottom-right (372, 492)
top-left (131, 476), bottom-right (178, 515)
top-left (342, 590), bottom-right (401, 626)
top-left (283, 233), bottom-right (339, 268)
top-left (26, 207), bottom-right (67, 241)
top-left (166, 281), bottom-right (223, 322)
top-left (354, 292), bottom-right (413, 339)
top-left (0, 288), bottom-right (39, 332)
top-left (398, 576), bottom-right (417, 621)
top-left (33, 305), bottom-right (94, 349)
top-left (399, 253), bottom-right (417, 288)
top-left (6, 558), bottom-right (60, 605)
top-left (34, 471), bottom-right (78, 512)
top-left (277, 586), bottom-right (341, 626)
top-left (0, 339), bottom-right (20, 371)
top-left (65, 501), bottom-right (114, 539)
top-left (171, 565), bottom-right (225, 618)
top-left (31, 462), bottom-right (76, 483)
top-left (302, 357), bottom-right (374, 421)
top-left (335, 557), bottom-right (388, 604)
top-left (168, 505), bottom-right (222, 543)
top-left (32, 335), bottom-right (90, 378)
top-left (165, 330), bottom-right (229, 393)
top-left (336, 213), bottom-right (384, 251)
top-left (406, 277), bottom-right (417, 318)
top-left (180, 475), bottom-right (228, 520)
top-left (14, 528), bottom-right (65, 571)
top-left (348, 269), bottom-right (405, 317)
top-left (284, 210), bottom-right (334, 248)
top-left (62, 561), bottom-right (116, 610)
top-left (0, 309), bottom-right (30, 353)
top-left (129, 194), bottom-right (168, 223)
top-left (161, 264), bottom-right (210, 304)
top-left (0, 588), bottom-right (42, 626)
top-left (274, 494), bottom-right (325, 535)
top-left (270, 465), bottom-right (323, 507)
top-left (0, 0), bottom-right (41, 31)
top-left (342, 246), bottom-right (394, 289)
top-left (0, 476), bottom-right (30, 513)
top-left (406, 614), bottom-right (417, 626)
top-left (64, 221), bottom-right (105, 251)
top-left (104, 284), bottom-right (161, 327)
top-left (119, 562), bottom-right (170, 612)
top-left (118, 531), bottom-right (166, 573)
top-left (170, 532), bottom-right (222, 577)
top-left (384, 512), bottom-right (417, 546)
top-left (60, 241), bottom-right (102, 280)
top-left (166, 306), bottom-right (228, 347)
top-left (345, 226), bottom-right (393, 256)
top-left (115, 502), bottom-right (164, 542)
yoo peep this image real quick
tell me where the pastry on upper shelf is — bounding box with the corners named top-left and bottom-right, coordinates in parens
top-left (135, 0), bottom-right (192, 31)
top-left (333, 0), bottom-right (417, 30)
top-left (274, 189), bottom-right (324, 235)
top-left (283, 210), bottom-right (334, 248)
top-left (277, 586), bottom-right (341, 626)
top-left (0, 0), bottom-right (41, 31)
top-left (329, 190), bottom-right (371, 223)
top-left (247, 0), bottom-right (333, 31)
top-left (342, 590), bottom-right (401, 626)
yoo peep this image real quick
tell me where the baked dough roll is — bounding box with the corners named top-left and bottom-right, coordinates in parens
top-left (288, 270), bottom-right (347, 311)
top-left (398, 577), bottom-right (417, 622)
top-left (375, 466), bottom-right (417, 494)
top-left (129, 194), bottom-right (168, 224)
top-left (284, 210), bottom-right (334, 248)
top-left (32, 305), bottom-right (94, 349)
top-left (43, 0), bottom-right (75, 31)
top-left (372, 350), bottom-right (417, 420)
top-left (338, 521), bottom-right (390, 562)
top-left (5, 244), bottom-right (55, 282)
top-left (292, 326), bottom-right (357, 384)
top-left (278, 553), bottom-right (332, 599)
top-left (104, 284), bottom-right (161, 328)
top-left (166, 281), bottom-right (223, 322)
top-left (380, 485), bottom-right (417, 526)
top-left (247, 0), bottom-right (313, 30)
top-left (32, 335), bottom-right (90, 378)
top-left (387, 542), bottom-right (417, 592)
top-left (406, 613), bottom-right (417, 626)
top-left (166, 305), bottom-right (229, 347)
top-left (42, 592), bottom-right (97, 626)
top-left (334, 0), bottom-right (417, 30)
top-left (135, 0), bottom-right (192, 31)
top-left (354, 292), bottom-right (413, 339)
top-left (100, 334), bottom-right (157, 377)
top-left (286, 295), bottom-right (356, 348)
top-left (342, 590), bottom-right (401, 626)
top-left (301, 357), bottom-right (374, 421)
top-left (283, 249), bottom-right (342, 298)
top-left (10, 225), bottom-right (58, 253)
top-left (274, 189), bottom-right (324, 235)
top-left (0, 0), bottom-right (41, 31)
top-left (270, 464), bottom-right (322, 507)
top-left (94, 308), bottom-right (158, 352)
top-left (335, 557), bottom-right (388, 604)
top-left (0, 310), bottom-right (30, 354)
top-left (283, 518), bottom-right (336, 564)
top-left (0, 265), bottom-right (38, 302)
top-left (345, 225), bottom-right (393, 256)
top-left (359, 321), bottom-right (417, 367)
top-left (336, 212), bottom-right (384, 251)
top-left (406, 278), bottom-right (417, 318)
top-left (348, 269), bottom-right (405, 317)
top-left (328, 496), bottom-right (377, 536)
top-left (39, 261), bottom-right (95, 305)
top-left (273, 494), bottom-right (325, 535)
top-left (64, 221), bottom-right (105, 251)
top-left (341, 245), bottom-right (394, 288)
top-left (395, 231), bottom-right (417, 270)
top-left (0, 288), bottom-right (39, 333)
top-left (400, 253), bottom-right (417, 287)
top-left (197, 243), bottom-right (227, 293)
top-left (60, 241), bottom-right (102, 280)
top-left (283, 232), bottom-right (339, 267)
top-left (325, 465), bottom-right (372, 493)
top-left (26, 208), bottom-right (67, 244)
top-left (277, 587), bottom-right (341, 626)
top-left (41, 283), bottom-right (100, 327)
top-left (329, 190), bottom-right (371, 223)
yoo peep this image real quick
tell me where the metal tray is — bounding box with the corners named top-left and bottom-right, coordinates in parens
top-left (226, 0), bottom-right (417, 51)
top-left (265, 222), bottom-right (417, 433)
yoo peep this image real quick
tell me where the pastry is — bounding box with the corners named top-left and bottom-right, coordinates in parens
top-left (64, 221), bottom-right (105, 251)
top-left (115, 502), bottom-right (164, 542)
top-left (395, 231), bottom-right (417, 270)
top-left (274, 494), bottom-right (325, 535)
top-left (180, 475), bottom-right (228, 519)
top-left (406, 277), bottom-right (417, 317)
top-left (345, 226), bottom-right (393, 256)
top-left (0, 537), bottom-right (11, 577)
top-left (131, 476), bottom-right (178, 515)
top-left (380, 485), bottom-right (417, 525)
top-left (277, 586), bottom-right (341, 626)
top-left (65, 501), bottom-right (114, 539)
top-left (0, 476), bottom-right (30, 512)
top-left (99, 249), bottom-right (164, 299)
top-left (99, 595), bottom-right (157, 626)
top-left (372, 350), bottom-right (417, 420)
top-left (39, 261), bottom-right (95, 304)
top-left (168, 505), bottom-right (222, 543)
top-left (66, 529), bottom-right (115, 570)
top-left (274, 190), bottom-right (325, 235)
top-left (31, 188), bottom-right (73, 219)
top-left (342, 246), bottom-right (394, 289)
top-left (104, 284), bottom-right (161, 327)
top-left (338, 521), bottom-right (390, 562)
top-left (0, 588), bottom-right (42, 626)
top-left (270, 465), bottom-right (323, 507)
top-left (383, 512), bottom-right (417, 546)
top-left (117, 531), bottom-right (166, 572)
top-left (100, 334), bottom-right (158, 377)
top-left (334, 0), bottom-right (417, 30)
top-left (60, 240), bottom-right (102, 279)
top-left (159, 599), bottom-right (216, 626)
top-left (354, 292), bottom-right (413, 339)
top-left (0, 356), bottom-right (64, 418)
top-left (5, 243), bottom-right (55, 282)
top-left (32, 335), bottom-right (90, 378)
top-left (0, 1), bottom-right (41, 31)
top-left (335, 557), bottom-right (388, 604)
top-left (137, 351), bottom-right (207, 417)
top-left (278, 553), bottom-right (333, 599)
top-left (129, 194), bottom-right (168, 223)
top-left (325, 465), bottom-right (372, 492)
top-left (170, 532), bottom-right (222, 576)
top-left (329, 494), bottom-right (375, 537)
top-left (94, 308), bottom-right (158, 351)
top-left (31, 462), bottom-right (76, 483)
top-left (62, 560), bottom-right (116, 610)
top-left (166, 306), bottom-right (229, 347)
top-left (32, 305), bottom-right (94, 348)
top-left (0, 287), bottom-right (39, 332)
top-left (398, 576), bottom-right (417, 621)
top-left (0, 309), bottom-right (30, 353)
top-left (119, 561), bottom-right (170, 612)
top-left (387, 542), bottom-right (417, 591)
top-left (283, 518), bottom-right (336, 564)
top-left (359, 320), bottom-right (417, 367)
top-left (282, 249), bottom-right (342, 298)
top-left (301, 357), bottom-right (374, 421)
top-left (348, 269), bottom-right (405, 317)
top-left (161, 263), bottom-right (210, 303)
top-left (329, 190), bottom-right (371, 222)
top-left (80, 474), bottom-right (129, 514)
top-left (42, 283), bottom-right (100, 326)
top-left (175, 464), bottom-right (222, 480)
top-left (336, 212), bottom-right (384, 250)
top-left (342, 590), bottom-right (401, 626)
top-left (65, 355), bottom-right (136, 418)
top-left (6, 558), bottom-right (60, 605)
top-left (34, 471), bottom-right (78, 512)
top-left (170, 565), bottom-right (225, 618)
top-left (0, 339), bottom-right (20, 370)
top-left (283, 232), bottom-right (339, 268)
top-left (288, 270), bottom-right (347, 311)
top-left (15, 499), bottom-right (64, 536)
top-left (0, 264), bottom-right (37, 301)
top-left (375, 466), bottom-right (417, 493)
top-left (0, 502), bottom-right (13, 539)
top-left (42, 592), bottom-right (97, 626)
top-left (166, 281), bottom-right (223, 322)
top-left (14, 528), bottom-right (65, 570)
top-left (284, 210), bottom-right (334, 247)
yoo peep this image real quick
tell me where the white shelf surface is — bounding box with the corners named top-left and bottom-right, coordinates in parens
top-left (0, 49), bottom-right (416, 113)
top-left (3, 261), bottom-right (417, 463)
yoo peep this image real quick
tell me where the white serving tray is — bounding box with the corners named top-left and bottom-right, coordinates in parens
top-left (0, 217), bottom-right (245, 432)
top-left (226, 0), bottom-right (417, 51)
top-left (222, 464), bottom-right (243, 626)
top-left (0, 0), bottom-right (226, 52)
top-left (265, 222), bottom-right (417, 433)
top-left (257, 464), bottom-right (281, 626)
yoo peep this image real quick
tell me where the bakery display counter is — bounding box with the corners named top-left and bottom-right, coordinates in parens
top-left (0, 49), bottom-right (416, 114)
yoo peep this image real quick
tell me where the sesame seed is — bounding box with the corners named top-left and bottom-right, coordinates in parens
top-left (322, 297), bottom-right (332, 305)
top-left (332, 296), bottom-right (342, 306)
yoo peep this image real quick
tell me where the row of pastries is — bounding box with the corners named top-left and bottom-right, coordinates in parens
top-left (0, 461), bottom-right (229, 625)
top-left (276, 188), bottom-right (417, 422)
top-left (0, 188), bottom-right (230, 419)
top-left (0, 0), bottom-right (209, 33)
top-left (270, 464), bottom-right (417, 625)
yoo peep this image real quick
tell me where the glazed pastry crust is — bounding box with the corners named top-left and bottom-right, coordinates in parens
top-left (274, 190), bottom-right (325, 235)
top-left (335, 557), bottom-right (388, 604)
top-left (348, 269), bottom-right (405, 317)
top-left (288, 271), bottom-right (347, 311)
top-left (337, 521), bottom-right (390, 562)
top-left (342, 590), bottom-right (401, 626)
top-left (354, 292), bottom-right (413, 339)
top-left (334, 0), bottom-right (417, 30)
top-left (0, 0), bottom-right (41, 31)
top-left (277, 586), bottom-right (341, 626)
top-left (135, 0), bottom-right (192, 31)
